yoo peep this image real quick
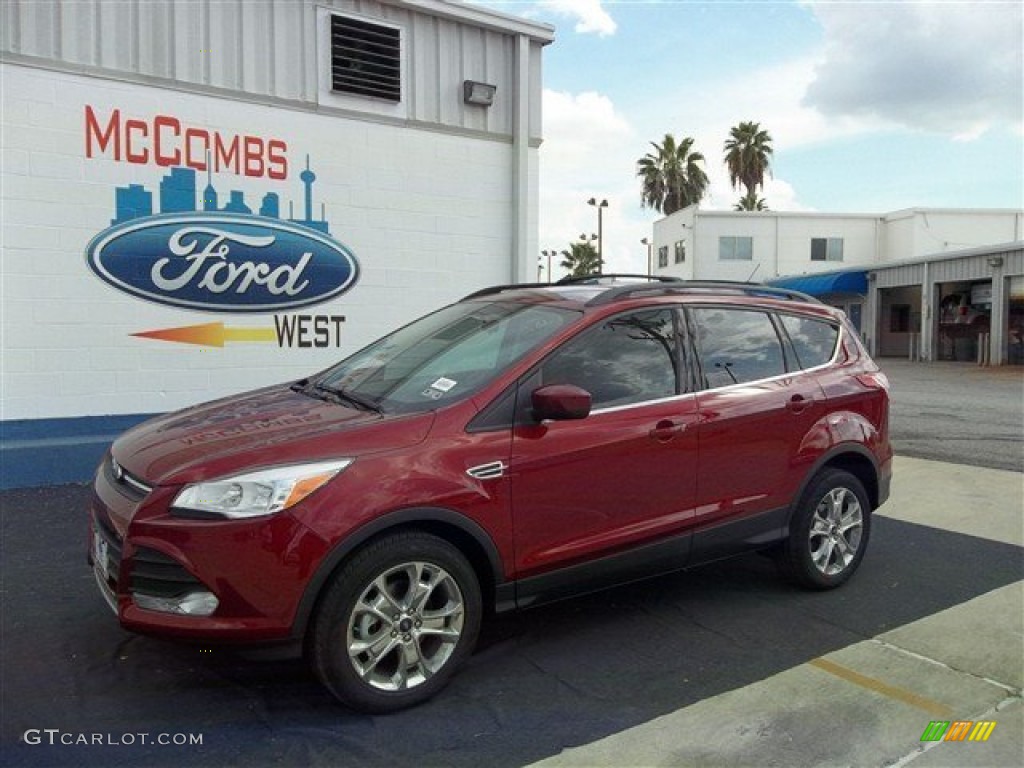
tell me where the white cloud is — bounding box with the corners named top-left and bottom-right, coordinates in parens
top-left (539, 89), bottom-right (649, 275)
top-left (802, 1), bottom-right (1023, 138)
top-left (539, 0), bottom-right (617, 37)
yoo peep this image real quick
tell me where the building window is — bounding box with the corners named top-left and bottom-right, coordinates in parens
top-left (890, 304), bottom-right (911, 333)
top-left (657, 246), bottom-right (669, 268)
top-left (330, 15), bottom-right (401, 102)
top-left (719, 236), bottom-right (753, 261)
top-left (674, 240), bottom-right (686, 263)
top-left (811, 237), bottom-right (844, 262)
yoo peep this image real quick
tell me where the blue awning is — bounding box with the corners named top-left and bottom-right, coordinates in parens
top-left (766, 271), bottom-right (868, 297)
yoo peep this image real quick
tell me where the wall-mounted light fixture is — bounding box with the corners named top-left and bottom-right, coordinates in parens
top-left (987, 256), bottom-right (1004, 268)
top-left (463, 80), bottom-right (496, 107)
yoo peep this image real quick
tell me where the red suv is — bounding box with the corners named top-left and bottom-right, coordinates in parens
top-left (89, 277), bottom-right (891, 712)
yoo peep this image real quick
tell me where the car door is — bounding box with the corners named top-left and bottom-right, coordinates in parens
top-left (688, 305), bottom-right (828, 561)
top-left (508, 307), bottom-right (700, 602)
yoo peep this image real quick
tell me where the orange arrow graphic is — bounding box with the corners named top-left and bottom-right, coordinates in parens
top-left (132, 322), bottom-right (277, 347)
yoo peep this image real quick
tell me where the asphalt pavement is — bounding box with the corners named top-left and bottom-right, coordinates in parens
top-left (881, 359), bottom-right (1023, 472)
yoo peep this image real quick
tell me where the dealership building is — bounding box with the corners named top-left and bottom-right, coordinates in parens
top-left (0, 0), bottom-right (554, 487)
top-left (651, 206), bottom-right (1024, 366)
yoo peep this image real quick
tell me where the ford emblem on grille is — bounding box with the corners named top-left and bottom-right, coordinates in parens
top-left (85, 213), bottom-right (359, 313)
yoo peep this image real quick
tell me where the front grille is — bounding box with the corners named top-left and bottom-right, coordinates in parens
top-left (130, 547), bottom-right (205, 599)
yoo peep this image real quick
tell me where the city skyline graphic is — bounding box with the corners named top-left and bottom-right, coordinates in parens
top-left (110, 155), bottom-right (331, 235)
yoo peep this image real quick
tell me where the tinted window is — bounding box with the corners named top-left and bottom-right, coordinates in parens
top-left (780, 314), bottom-right (840, 369)
top-left (539, 309), bottom-right (679, 409)
top-left (693, 308), bottom-right (785, 387)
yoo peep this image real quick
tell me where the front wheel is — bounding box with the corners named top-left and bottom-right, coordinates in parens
top-left (778, 469), bottom-right (871, 590)
top-left (309, 531), bottom-right (482, 713)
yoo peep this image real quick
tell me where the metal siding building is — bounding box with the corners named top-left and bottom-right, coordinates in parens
top-left (2, 0), bottom-right (547, 140)
top-left (866, 243), bottom-right (1024, 365)
top-left (0, 0), bottom-right (554, 488)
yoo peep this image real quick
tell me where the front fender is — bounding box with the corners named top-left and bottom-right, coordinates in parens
top-left (289, 506), bottom-right (507, 640)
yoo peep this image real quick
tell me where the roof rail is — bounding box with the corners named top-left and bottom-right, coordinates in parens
top-left (585, 280), bottom-right (821, 307)
top-left (460, 274), bottom-right (681, 302)
top-left (460, 282), bottom-right (553, 301)
top-left (555, 274), bottom-right (683, 285)
top-left (460, 277), bottom-right (820, 306)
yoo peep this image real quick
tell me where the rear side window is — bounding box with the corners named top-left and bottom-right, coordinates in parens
top-left (692, 308), bottom-right (785, 387)
top-left (539, 308), bottom-right (679, 409)
top-left (779, 314), bottom-right (840, 369)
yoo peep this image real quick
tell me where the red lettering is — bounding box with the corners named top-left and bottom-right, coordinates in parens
top-left (184, 128), bottom-right (210, 171)
top-left (243, 136), bottom-right (265, 177)
top-left (267, 139), bottom-right (288, 180)
top-left (214, 134), bottom-right (239, 174)
top-left (153, 115), bottom-right (181, 167)
top-left (83, 107), bottom-right (288, 180)
top-left (84, 106), bottom-right (120, 160)
top-left (124, 119), bottom-right (149, 163)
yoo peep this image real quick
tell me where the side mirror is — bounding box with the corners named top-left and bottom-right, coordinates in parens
top-left (531, 384), bottom-right (592, 422)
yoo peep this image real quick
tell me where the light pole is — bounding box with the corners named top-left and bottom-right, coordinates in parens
top-left (587, 198), bottom-right (608, 274)
top-left (541, 249), bottom-right (556, 283)
top-left (641, 237), bottom-right (652, 276)
top-left (536, 257), bottom-right (543, 282)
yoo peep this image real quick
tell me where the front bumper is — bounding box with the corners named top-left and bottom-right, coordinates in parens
top-left (89, 456), bottom-right (330, 642)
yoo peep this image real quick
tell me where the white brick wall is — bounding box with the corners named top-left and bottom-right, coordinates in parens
top-left (1, 63), bottom-right (523, 421)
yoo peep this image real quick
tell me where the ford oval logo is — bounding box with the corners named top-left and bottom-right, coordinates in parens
top-left (85, 213), bottom-right (359, 313)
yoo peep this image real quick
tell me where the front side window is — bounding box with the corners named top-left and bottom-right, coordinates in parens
top-left (719, 236), bottom-right (753, 261)
top-left (779, 314), bottom-right (840, 369)
top-left (810, 237), bottom-right (844, 262)
top-left (693, 307), bottom-right (785, 387)
top-left (319, 301), bottom-right (578, 412)
top-left (538, 308), bottom-right (679, 409)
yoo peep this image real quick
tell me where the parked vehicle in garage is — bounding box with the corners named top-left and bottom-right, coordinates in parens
top-left (89, 276), bottom-right (892, 712)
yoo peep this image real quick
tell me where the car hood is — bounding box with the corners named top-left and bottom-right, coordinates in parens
top-left (112, 385), bottom-right (435, 486)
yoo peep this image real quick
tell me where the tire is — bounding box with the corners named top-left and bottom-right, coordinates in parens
top-left (309, 531), bottom-right (482, 713)
top-left (778, 469), bottom-right (871, 590)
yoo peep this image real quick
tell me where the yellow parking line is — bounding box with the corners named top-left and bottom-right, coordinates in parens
top-left (809, 657), bottom-right (954, 718)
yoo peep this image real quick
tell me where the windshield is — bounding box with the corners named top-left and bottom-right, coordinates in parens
top-left (316, 300), bottom-right (579, 413)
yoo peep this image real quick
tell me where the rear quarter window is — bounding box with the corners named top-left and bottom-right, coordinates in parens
top-left (779, 314), bottom-right (840, 369)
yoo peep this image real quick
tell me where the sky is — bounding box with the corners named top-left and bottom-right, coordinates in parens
top-left (473, 0), bottom-right (1024, 276)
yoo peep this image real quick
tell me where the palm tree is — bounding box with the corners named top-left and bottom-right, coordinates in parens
top-left (636, 134), bottom-right (709, 215)
top-left (734, 191), bottom-right (769, 211)
top-left (560, 241), bottom-right (601, 278)
top-left (723, 121), bottom-right (773, 201)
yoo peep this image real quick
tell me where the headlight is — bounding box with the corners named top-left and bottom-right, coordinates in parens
top-left (171, 459), bottom-right (352, 519)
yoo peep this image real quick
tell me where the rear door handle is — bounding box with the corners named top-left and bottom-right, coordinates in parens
top-left (786, 394), bottom-right (813, 414)
top-left (649, 419), bottom-right (686, 442)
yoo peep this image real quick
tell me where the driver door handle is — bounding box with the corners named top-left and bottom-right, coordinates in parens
top-left (649, 419), bottom-right (686, 442)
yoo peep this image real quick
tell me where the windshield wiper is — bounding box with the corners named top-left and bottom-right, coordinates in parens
top-left (313, 383), bottom-right (383, 414)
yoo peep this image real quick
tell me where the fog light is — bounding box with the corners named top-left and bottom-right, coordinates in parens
top-left (133, 591), bottom-right (219, 616)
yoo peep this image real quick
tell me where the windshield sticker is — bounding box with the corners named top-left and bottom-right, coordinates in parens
top-left (431, 377), bottom-right (457, 392)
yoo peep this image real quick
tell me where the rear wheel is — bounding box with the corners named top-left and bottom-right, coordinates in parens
top-left (778, 469), bottom-right (871, 590)
top-left (309, 531), bottom-right (481, 713)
